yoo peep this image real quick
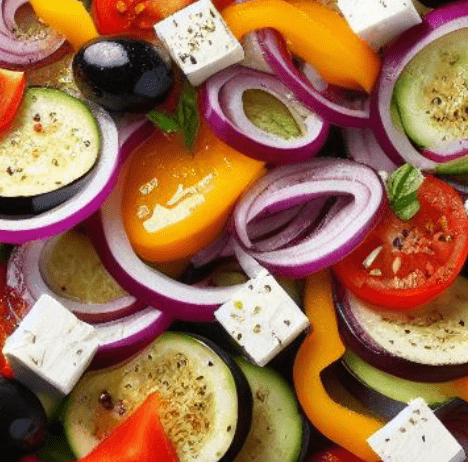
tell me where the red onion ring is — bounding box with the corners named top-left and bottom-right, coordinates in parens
top-left (0, 0), bottom-right (69, 69)
top-left (0, 102), bottom-right (120, 244)
top-left (255, 28), bottom-right (371, 128)
top-left (233, 158), bottom-right (385, 278)
top-left (344, 127), bottom-right (400, 172)
top-left (6, 238), bottom-right (145, 324)
top-left (90, 307), bottom-right (173, 369)
top-left (201, 65), bottom-right (329, 164)
top-left (372, 2), bottom-right (468, 169)
top-left (86, 157), bottom-right (247, 323)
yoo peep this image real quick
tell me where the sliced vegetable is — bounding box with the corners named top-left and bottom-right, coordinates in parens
top-left (73, 37), bottom-right (174, 113)
top-left (333, 175), bottom-right (468, 309)
top-left (29, 0), bottom-right (98, 50)
top-left (5, 231), bottom-right (143, 324)
top-left (0, 100), bottom-right (118, 244)
top-left (293, 271), bottom-right (383, 462)
top-left (78, 393), bottom-right (179, 462)
top-left (372, 2), bottom-right (468, 169)
top-left (91, 0), bottom-right (235, 36)
top-left (233, 158), bottom-right (385, 278)
top-left (221, 0), bottom-right (381, 92)
top-left (0, 68), bottom-right (25, 134)
top-left (122, 121), bottom-right (265, 262)
top-left (255, 28), bottom-right (371, 128)
top-left (0, 0), bottom-right (68, 70)
top-left (334, 276), bottom-right (468, 382)
top-left (233, 357), bottom-right (307, 462)
top-left (0, 87), bottom-right (100, 215)
top-left (201, 65), bottom-right (329, 164)
top-left (64, 331), bottom-right (252, 462)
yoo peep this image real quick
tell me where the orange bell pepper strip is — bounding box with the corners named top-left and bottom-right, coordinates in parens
top-left (29, 0), bottom-right (99, 50)
top-left (79, 393), bottom-right (180, 462)
top-left (122, 121), bottom-right (266, 263)
top-left (221, 0), bottom-right (381, 93)
top-left (293, 270), bottom-right (383, 461)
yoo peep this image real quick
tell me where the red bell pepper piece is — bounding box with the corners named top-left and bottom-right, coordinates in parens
top-left (79, 393), bottom-right (180, 462)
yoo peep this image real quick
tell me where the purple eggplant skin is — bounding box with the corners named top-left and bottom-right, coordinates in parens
top-left (332, 277), bottom-right (468, 383)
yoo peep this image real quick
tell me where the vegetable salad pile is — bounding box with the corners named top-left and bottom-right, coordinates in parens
top-left (1, 0), bottom-right (468, 461)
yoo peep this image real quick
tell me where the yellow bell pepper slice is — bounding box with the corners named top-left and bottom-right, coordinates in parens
top-left (222, 0), bottom-right (381, 93)
top-left (29, 0), bottom-right (99, 50)
top-left (293, 270), bottom-right (383, 461)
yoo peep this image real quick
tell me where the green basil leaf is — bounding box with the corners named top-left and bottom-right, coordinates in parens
top-left (146, 110), bottom-right (180, 134)
top-left (177, 82), bottom-right (199, 151)
top-left (387, 164), bottom-right (424, 221)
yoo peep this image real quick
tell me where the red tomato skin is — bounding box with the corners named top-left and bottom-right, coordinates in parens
top-left (333, 176), bottom-right (468, 310)
top-left (308, 446), bottom-right (375, 462)
top-left (0, 69), bottom-right (25, 134)
top-left (92, 0), bottom-right (235, 36)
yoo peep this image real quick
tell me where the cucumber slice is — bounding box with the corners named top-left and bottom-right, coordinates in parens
top-left (342, 350), bottom-right (451, 408)
top-left (393, 28), bottom-right (468, 148)
top-left (233, 357), bottom-right (306, 462)
top-left (63, 332), bottom-right (252, 462)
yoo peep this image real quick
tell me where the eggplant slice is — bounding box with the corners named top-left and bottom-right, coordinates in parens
top-left (0, 87), bottom-right (100, 216)
top-left (334, 276), bottom-right (468, 382)
top-left (64, 332), bottom-right (252, 462)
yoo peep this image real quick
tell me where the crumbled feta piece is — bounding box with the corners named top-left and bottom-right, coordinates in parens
top-left (154, 0), bottom-right (244, 86)
top-left (367, 398), bottom-right (466, 462)
top-left (215, 269), bottom-right (310, 366)
top-left (337, 0), bottom-right (422, 50)
top-left (3, 294), bottom-right (99, 395)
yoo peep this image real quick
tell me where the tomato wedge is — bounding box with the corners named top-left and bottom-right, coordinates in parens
top-left (92, 0), bottom-right (235, 36)
top-left (333, 176), bottom-right (468, 310)
top-left (0, 69), bottom-right (26, 134)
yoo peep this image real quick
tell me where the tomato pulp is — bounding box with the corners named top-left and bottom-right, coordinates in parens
top-left (333, 176), bottom-right (468, 309)
top-left (92, 0), bottom-right (235, 36)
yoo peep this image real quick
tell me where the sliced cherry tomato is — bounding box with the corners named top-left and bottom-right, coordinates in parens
top-left (309, 446), bottom-right (376, 462)
top-left (333, 175), bottom-right (468, 309)
top-left (0, 261), bottom-right (16, 378)
top-left (0, 69), bottom-right (26, 134)
top-left (92, 0), bottom-right (235, 36)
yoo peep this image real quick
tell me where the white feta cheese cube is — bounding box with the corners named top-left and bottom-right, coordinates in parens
top-left (215, 270), bottom-right (310, 366)
top-left (3, 294), bottom-right (99, 395)
top-left (337, 0), bottom-right (422, 50)
top-left (367, 398), bottom-right (466, 462)
top-left (154, 0), bottom-right (244, 86)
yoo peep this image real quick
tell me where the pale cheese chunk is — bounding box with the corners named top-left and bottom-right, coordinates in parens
top-left (215, 269), bottom-right (309, 366)
top-left (337, 0), bottom-right (422, 50)
top-left (367, 398), bottom-right (466, 462)
top-left (3, 294), bottom-right (99, 395)
top-left (154, 0), bottom-right (244, 86)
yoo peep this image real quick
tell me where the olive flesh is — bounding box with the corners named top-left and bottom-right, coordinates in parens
top-left (0, 378), bottom-right (47, 460)
top-left (73, 36), bottom-right (174, 113)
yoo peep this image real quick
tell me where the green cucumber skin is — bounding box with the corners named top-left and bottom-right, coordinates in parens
top-left (393, 28), bottom-right (468, 148)
top-left (233, 357), bottom-right (305, 462)
top-left (63, 332), bottom-right (252, 462)
top-left (343, 350), bottom-right (450, 408)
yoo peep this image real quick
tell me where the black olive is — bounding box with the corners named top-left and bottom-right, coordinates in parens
top-left (72, 36), bottom-right (174, 113)
top-left (0, 378), bottom-right (47, 460)
top-left (418, 0), bottom-right (452, 6)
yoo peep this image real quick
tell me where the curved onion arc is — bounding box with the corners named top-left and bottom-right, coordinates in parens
top-left (202, 65), bottom-right (329, 164)
top-left (90, 157), bottom-right (246, 323)
top-left (372, 3), bottom-right (468, 169)
top-left (256, 28), bottom-right (371, 128)
top-left (0, 0), bottom-right (68, 68)
top-left (233, 159), bottom-right (385, 278)
top-left (91, 307), bottom-right (173, 369)
top-left (0, 103), bottom-right (120, 244)
top-left (6, 239), bottom-right (144, 323)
